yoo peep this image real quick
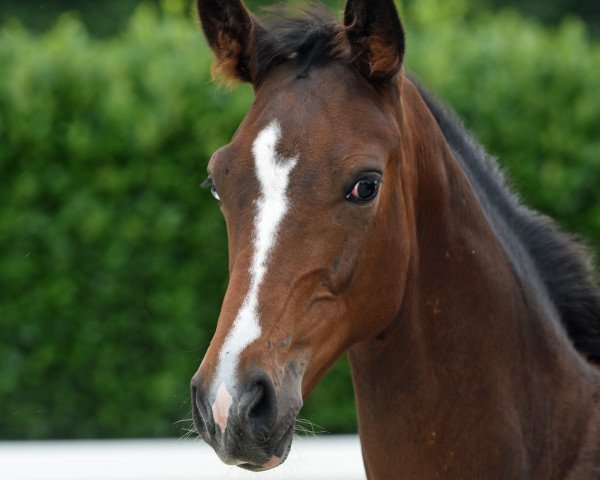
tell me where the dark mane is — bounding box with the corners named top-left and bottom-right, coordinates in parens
top-left (253, 5), bottom-right (600, 364)
top-left (413, 80), bottom-right (600, 364)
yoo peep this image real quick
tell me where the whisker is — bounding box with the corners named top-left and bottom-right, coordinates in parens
top-left (173, 418), bottom-right (193, 425)
top-left (175, 410), bottom-right (200, 442)
top-left (294, 417), bottom-right (327, 437)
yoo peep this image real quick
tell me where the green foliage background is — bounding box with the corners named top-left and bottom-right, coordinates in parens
top-left (0, 0), bottom-right (598, 439)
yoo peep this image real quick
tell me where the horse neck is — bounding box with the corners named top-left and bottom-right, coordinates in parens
top-left (347, 78), bottom-right (599, 478)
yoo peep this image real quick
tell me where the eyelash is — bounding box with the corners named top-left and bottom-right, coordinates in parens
top-left (202, 176), bottom-right (221, 202)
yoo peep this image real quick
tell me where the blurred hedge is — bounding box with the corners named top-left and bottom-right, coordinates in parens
top-left (0, 0), bottom-right (598, 439)
top-left (0, 6), bottom-right (244, 439)
top-left (1, 0), bottom-right (598, 37)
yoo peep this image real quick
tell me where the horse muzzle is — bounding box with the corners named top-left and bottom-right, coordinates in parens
top-left (190, 370), bottom-right (301, 471)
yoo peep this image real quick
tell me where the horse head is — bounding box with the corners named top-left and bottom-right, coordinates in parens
top-left (190, 0), bottom-right (413, 470)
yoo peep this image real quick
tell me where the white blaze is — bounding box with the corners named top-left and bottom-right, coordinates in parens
top-left (211, 120), bottom-right (298, 402)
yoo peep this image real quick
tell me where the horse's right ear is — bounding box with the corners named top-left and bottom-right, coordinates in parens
top-left (197, 0), bottom-right (264, 84)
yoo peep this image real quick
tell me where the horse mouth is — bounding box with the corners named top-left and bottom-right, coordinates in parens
top-left (237, 421), bottom-right (295, 471)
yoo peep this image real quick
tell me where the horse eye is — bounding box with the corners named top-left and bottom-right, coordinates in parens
top-left (210, 185), bottom-right (220, 202)
top-left (202, 176), bottom-right (221, 202)
top-left (346, 178), bottom-right (380, 203)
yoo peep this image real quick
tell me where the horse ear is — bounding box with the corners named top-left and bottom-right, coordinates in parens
top-left (342, 0), bottom-right (405, 82)
top-left (197, 0), bottom-right (265, 84)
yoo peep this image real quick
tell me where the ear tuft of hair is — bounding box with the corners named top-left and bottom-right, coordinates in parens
top-left (364, 35), bottom-right (404, 79)
top-left (210, 29), bottom-right (253, 85)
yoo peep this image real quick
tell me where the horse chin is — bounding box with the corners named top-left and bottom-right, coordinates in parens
top-left (210, 418), bottom-right (295, 472)
top-left (236, 421), bottom-right (295, 472)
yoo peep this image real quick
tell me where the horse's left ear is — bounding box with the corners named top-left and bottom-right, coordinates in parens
top-left (342, 0), bottom-right (405, 82)
top-left (197, 0), bottom-right (265, 84)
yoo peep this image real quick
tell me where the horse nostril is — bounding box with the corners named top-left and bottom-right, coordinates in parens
top-left (248, 381), bottom-right (268, 420)
top-left (191, 381), bottom-right (213, 438)
top-left (239, 375), bottom-right (277, 438)
top-left (191, 385), bottom-right (203, 425)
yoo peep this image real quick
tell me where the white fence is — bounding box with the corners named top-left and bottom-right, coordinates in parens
top-left (0, 436), bottom-right (366, 480)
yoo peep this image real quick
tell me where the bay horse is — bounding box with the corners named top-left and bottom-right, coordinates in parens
top-left (190, 0), bottom-right (600, 477)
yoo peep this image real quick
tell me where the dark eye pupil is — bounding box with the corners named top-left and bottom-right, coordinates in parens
top-left (357, 180), bottom-right (377, 199)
